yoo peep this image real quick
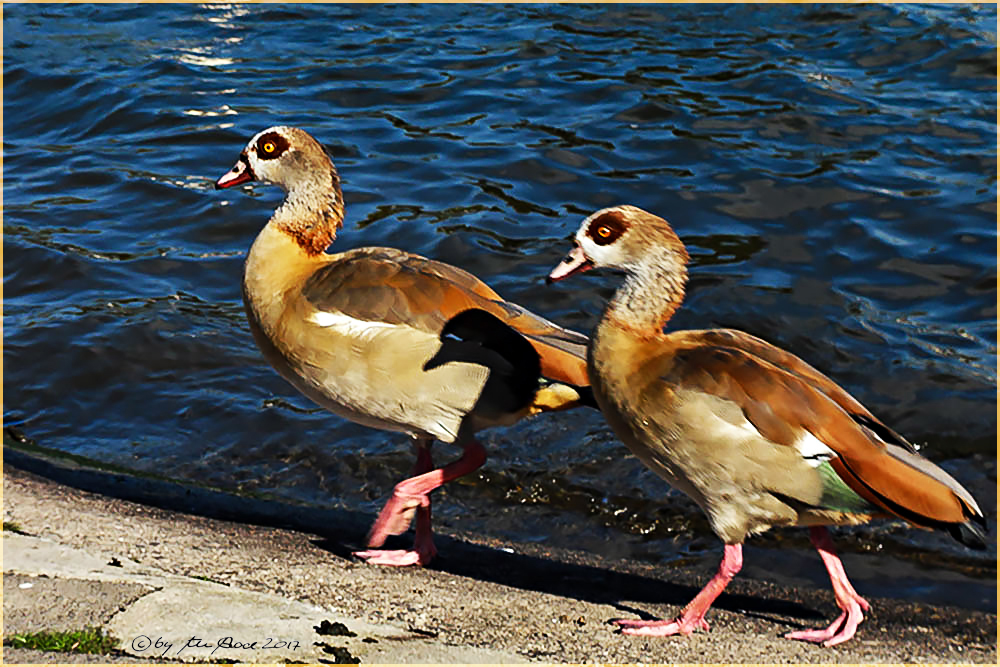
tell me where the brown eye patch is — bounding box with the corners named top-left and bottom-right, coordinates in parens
top-left (255, 131), bottom-right (289, 160)
top-left (586, 210), bottom-right (629, 246)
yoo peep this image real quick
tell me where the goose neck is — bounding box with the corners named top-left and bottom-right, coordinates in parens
top-left (601, 257), bottom-right (687, 338)
top-left (272, 168), bottom-right (345, 256)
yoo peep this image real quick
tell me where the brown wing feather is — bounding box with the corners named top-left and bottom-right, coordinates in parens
top-left (664, 336), bottom-right (971, 528)
top-left (485, 301), bottom-right (590, 387)
top-left (671, 329), bottom-right (916, 449)
top-left (302, 247), bottom-right (589, 386)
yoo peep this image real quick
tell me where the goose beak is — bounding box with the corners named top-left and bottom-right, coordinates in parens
top-left (547, 245), bottom-right (594, 283)
top-left (215, 154), bottom-right (254, 189)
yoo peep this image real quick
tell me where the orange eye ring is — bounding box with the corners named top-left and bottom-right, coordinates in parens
top-left (596, 225), bottom-right (612, 238)
top-left (263, 142), bottom-right (276, 153)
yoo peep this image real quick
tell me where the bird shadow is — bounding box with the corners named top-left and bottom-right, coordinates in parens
top-left (310, 530), bottom-right (824, 627)
top-left (5, 440), bottom-right (821, 627)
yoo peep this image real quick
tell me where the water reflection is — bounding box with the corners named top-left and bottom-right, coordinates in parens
top-left (3, 2), bottom-right (995, 610)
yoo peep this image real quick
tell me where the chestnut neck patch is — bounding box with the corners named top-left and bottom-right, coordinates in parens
top-left (586, 209), bottom-right (629, 246)
top-left (256, 131), bottom-right (290, 160)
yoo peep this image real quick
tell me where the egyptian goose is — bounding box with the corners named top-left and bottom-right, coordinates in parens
top-left (215, 126), bottom-right (592, 566)
top-left (547, 204), bottom-right (986, 646)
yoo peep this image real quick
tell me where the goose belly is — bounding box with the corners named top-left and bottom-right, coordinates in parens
top-left (246, 303), bottom-right (490, 444)
top-left (593, 372), bottom-right (823, 543)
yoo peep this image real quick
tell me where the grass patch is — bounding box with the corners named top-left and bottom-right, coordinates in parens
top-left (4, 627), bottom-right (118, 654)
top-left (3, 521), bottom-right (28, 535)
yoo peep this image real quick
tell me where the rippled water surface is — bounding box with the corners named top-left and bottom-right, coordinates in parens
top-left (4, 4), bottom-right (996, 610)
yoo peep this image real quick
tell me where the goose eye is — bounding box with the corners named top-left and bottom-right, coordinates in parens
top-left (587, 211), bottom-right (628, 246)
top-left (255, 132), bottom-right (288, 160)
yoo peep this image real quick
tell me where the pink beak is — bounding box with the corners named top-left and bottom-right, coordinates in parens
top-left (547, 245), bottom-right (594, 283)
top-left (215, 155), bottom-right (254, 189)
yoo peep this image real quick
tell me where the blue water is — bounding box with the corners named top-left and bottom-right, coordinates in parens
top-left (4, 4), bottom-right (996, 611)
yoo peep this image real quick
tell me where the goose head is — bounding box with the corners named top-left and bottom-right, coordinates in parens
top-left (215, 125), bottom-right (338, 195)
top-left (216, 126), bottom-right (345, 255)
top-left (548, 205), bottom-right (689, 283)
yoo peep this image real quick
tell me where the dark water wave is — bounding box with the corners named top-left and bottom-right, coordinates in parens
top-left (4, 3), bottom-right (996, 611)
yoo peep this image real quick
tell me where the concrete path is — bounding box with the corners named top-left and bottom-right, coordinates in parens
top-left (4, 530), bottom-right (521, 663)
top-left (3, 460), bottom-right (996, 664)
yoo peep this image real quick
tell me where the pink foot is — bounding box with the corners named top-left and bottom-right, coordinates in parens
top-left (615, 543), bottom-right (742, 639)
top-left (355, 496), bottom-right (435, 567)
top-left (614, 615), bottom-right (710, 636)
top-left (785, 594), bottom-right (869, 647)
top-left (358, 440), bottom-right (486, 568)
top-left (353, 547), bottom-right (435, 567)
top-left (785, 526), bottom-right (870, 647)
top-left (354, 506), bottom-right (438, 567)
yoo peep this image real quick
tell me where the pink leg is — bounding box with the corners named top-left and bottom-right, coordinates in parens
top-left (354, 439), bottom-right (486, 567)
top-left (615, 543), bottom-right (743, 636)
top-left (359, 438), bottom-right (438, 565)
top-left (785, 526), bottom-right (870, 647)
top-left (409, 440), bottom-right (436, 562)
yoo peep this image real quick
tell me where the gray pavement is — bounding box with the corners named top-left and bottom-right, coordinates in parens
top-left (3, 531), bottom-right (522, 663)
top-left (3, 460), bottom-right (997, 664)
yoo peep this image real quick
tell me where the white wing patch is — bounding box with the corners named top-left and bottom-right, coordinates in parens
top-left (794, 430), bottom-right (837, 467)
top-left (712, 413), bottom-right (767, 441)
top-left (308, 309), bottom-right (399, 336)
top-left (708, 411), bottom-right (836, 468)
top-left (301, 307), bottom-right (490, 444)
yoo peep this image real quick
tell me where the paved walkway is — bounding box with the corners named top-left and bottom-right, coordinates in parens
top-left (4, 529), bottom-right (521, 663)
top-left (3, 459), bottom-right (996, 664)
